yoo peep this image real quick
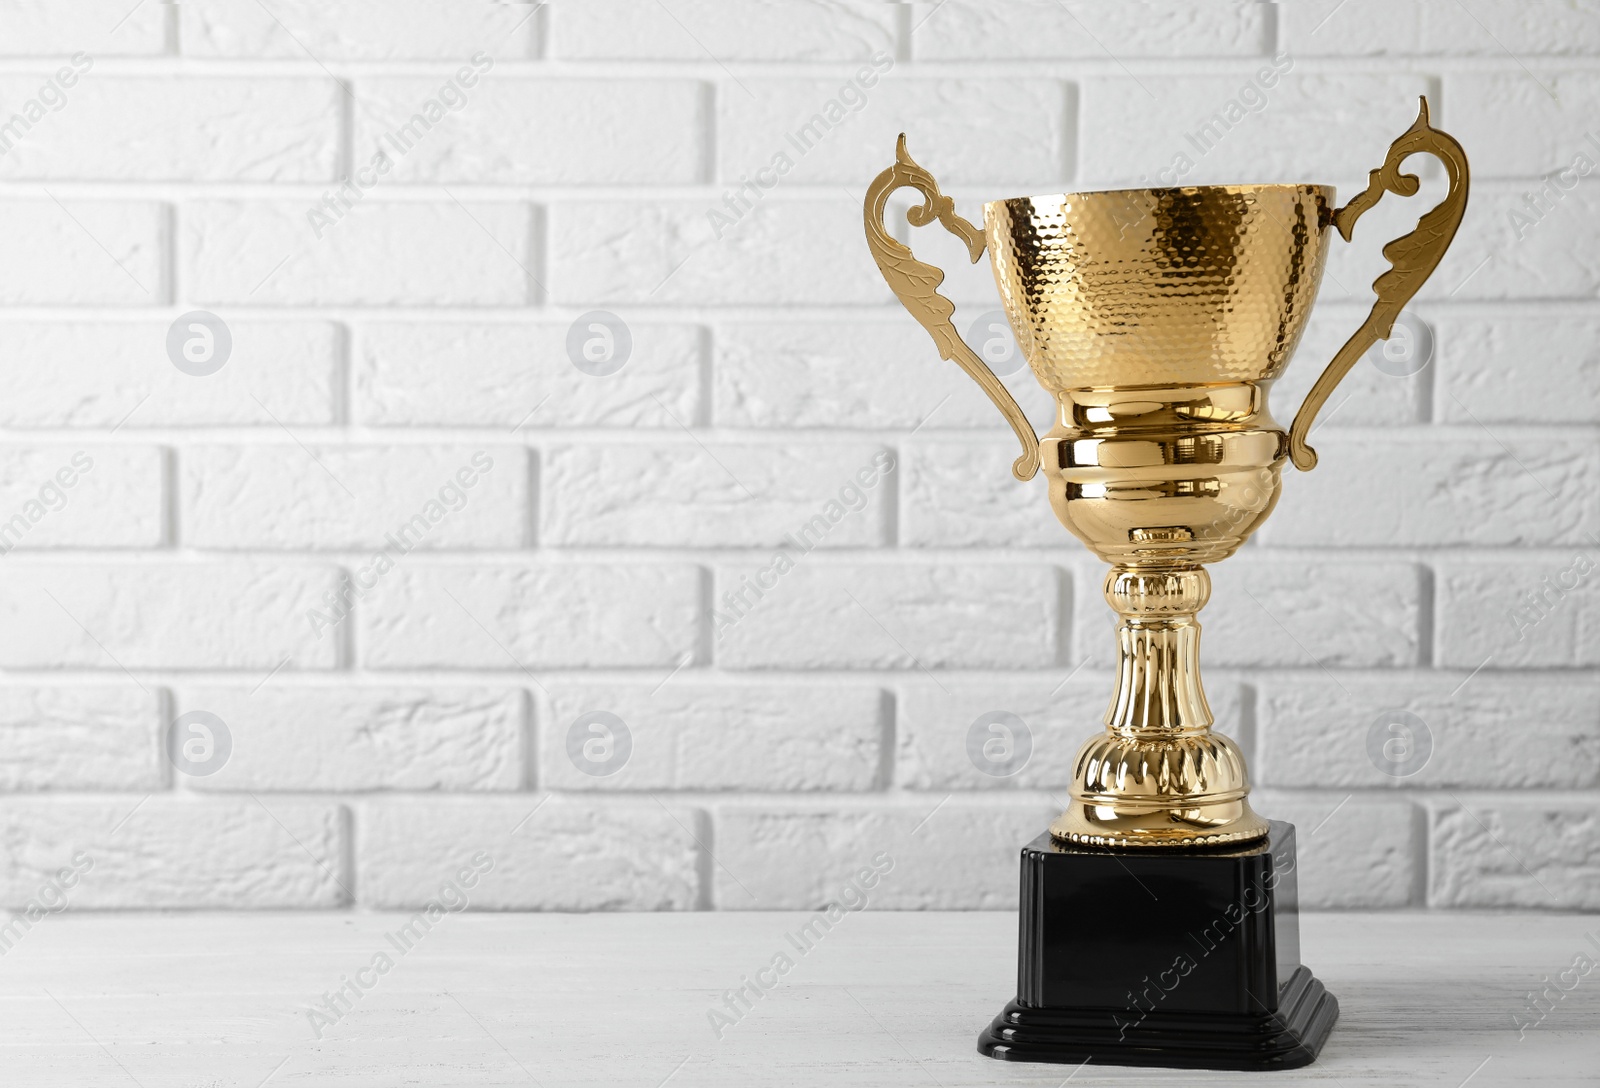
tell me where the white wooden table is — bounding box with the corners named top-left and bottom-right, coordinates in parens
top-left (0, 912), bottom-right (1592, 1086)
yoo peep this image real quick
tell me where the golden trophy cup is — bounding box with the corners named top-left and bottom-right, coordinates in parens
top-left (864, 98), bottom-right (1468, 1068)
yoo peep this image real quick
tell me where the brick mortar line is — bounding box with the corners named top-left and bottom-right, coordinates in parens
top-left (0, 434), bottom-right (1591, 445)
top-left (0, 298), bottom-right (1593, 318)
top-left (5, 789), bottom-right (1579, 802)
top-left (0, 177), bottom-right (1576, 197)
top-left (0, 668), bottom-right (1591, 682)
top-left (9, 56), bottom-right (1600, 76)
top-left (0, 424), bottom-right (1590, 441)
top-left (0, 543), bottom-right (1585, 557)
top-left (0, 665), bottom-right (1592, 682)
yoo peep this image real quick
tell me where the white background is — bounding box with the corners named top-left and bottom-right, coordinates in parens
top-left (0, 0), bottom-right (1594, 914)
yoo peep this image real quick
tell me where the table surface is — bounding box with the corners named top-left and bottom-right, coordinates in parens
top-left (0, 911), bottom-right (1593, 1086)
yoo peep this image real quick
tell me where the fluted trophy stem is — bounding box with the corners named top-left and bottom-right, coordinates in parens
top-left (1103, 568), bottom-right (1213, 739)
top-left (1107, 621), bottom-right (1209, 736)
top-left (1050, 566), bottom-right (1269, 848)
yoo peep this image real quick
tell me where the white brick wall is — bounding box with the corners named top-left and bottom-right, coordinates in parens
top-left (0, 0), bottom-right (1591, 913)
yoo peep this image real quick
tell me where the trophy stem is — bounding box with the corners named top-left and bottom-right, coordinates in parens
top-left (1104, 567), bottom-right (1214, 739)
top-left (1050, 565), bottom-right (1269, 849)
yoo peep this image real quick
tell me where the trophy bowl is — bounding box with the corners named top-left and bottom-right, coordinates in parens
top-left (988, 183), bottom-right (1334, 572)
top-left (987, 184), bottom-right (1332, 390)
top-left (865, 98), bottom-right (1469, 849)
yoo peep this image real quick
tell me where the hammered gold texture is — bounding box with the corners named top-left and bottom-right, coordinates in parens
top-left (984, 185), bottom-right (1334, 392)
top-left (862, 98), bottom-right (1471, 849)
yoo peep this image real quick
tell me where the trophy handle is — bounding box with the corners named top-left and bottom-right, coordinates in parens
top-left (1287, 96), bottom-right (1470, 471)
top-left (864, 135), bottom-right (1041, 481)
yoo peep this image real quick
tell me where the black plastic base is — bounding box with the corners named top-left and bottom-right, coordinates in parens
top-left (977, 821), bottom-right (1339, 1071)
top-left (979, 965), bottom-right (1338, 1069)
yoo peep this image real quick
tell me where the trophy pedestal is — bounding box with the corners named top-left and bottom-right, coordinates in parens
top-left (978, 821), bottom-right (1338, 1070)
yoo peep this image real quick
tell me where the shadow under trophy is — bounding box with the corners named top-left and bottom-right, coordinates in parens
top-left (863, 98), bottom-right (1468, 1069)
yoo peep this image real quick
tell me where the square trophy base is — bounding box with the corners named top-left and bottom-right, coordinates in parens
top-left (978, 821), bottom-right (1338, 1070)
